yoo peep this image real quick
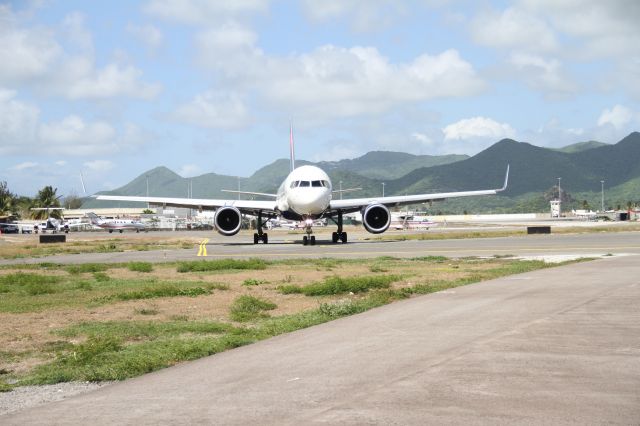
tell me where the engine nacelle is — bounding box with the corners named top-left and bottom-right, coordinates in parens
top-left (362, 203), bottom-right (391, 234)
top-left (214, 206), bottom-right (242, 236)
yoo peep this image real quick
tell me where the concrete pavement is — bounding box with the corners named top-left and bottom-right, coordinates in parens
top-left (3, 255), bottom-right (639, 425)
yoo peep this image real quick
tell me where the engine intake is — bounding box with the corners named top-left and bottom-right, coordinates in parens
top-left (214, 206), bottom-right (242, 236)
top-left (362, 203), bottom-right (391, 234)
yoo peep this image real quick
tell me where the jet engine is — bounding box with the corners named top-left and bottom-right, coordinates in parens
top-left (214, 206), bottom-right (242, 236)
top-left (362, 203), bottom-right (391, 234)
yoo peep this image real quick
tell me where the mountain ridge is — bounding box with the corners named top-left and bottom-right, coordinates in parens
top-left (81, 132), bottom-right (640, 211)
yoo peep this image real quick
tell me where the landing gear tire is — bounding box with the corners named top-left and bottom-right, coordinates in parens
top-left (119, 230), bottom-right (123, 234)
top-left (109, 230), bottom-right (113, 234)
top-left (302, 236), bottom-right (308, 245)
top-left (332, 231), bottom-right (347, 243)
top-left (254, 233), bottom-right (269, 244)
top-left (310, 235), bottom-right (316, 245)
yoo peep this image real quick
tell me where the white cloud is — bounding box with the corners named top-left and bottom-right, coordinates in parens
top-left (143, 0), bottom-right (268, 25)
top-left (1, 90), bottom-right (151, 156)
top-left (411, 132), bottom-right (433, 145)
top-left (40, 115), bottom-right (117, 155)
top-left (196, 32), bottom-right (485, 123)
top-left (126, 23), bottom-right (163, 49)
top-left (10, 161), bottom-right (39, 171)
top-left (0, 89), bottom-right (39, 153)
top-left (597, 105), bottom-right (634, 129)
top-left (302, 0), bottom-right (408, 32)
top-left (471, 7), bottom-right (557, 53)
top-left (173, 91), bottom-right (251, 129)
top-left (62, 63), bottom-right (161, 100)
top-left (83, 160), bottom-right (115, 172)
top-left (0, 6), bottom-right (61, 83)
top-left (61, 11), bottom-right (93, 54)
top-left (0, 5), bottom-right (160, 100)
top-left (178, 164), bottom-right (202, 177)
top-left (443, 117), bottom-right (516, 141)
top-left (507, 53), bottom-right (576, 98)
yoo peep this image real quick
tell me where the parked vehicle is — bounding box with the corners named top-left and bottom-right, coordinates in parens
top-left (0, 223), bottom-right (19, 234)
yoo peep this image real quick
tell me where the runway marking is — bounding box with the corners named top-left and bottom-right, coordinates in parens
top-left (197, 239), bottom-right (209, 257)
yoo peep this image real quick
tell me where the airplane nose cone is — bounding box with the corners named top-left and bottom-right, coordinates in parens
top-left (291, 189), bottom-right (329, 215)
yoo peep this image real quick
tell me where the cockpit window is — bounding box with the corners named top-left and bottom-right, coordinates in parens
top-left (299, 181), bottom-right (310, 187)
top-left (312, 180), bottom-right (323, 187)
top-left (290, 181), bottom-right (298, 189)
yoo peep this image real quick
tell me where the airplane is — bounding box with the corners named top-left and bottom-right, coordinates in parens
top-left (97, 126), bottom-right (509, 245)
top-left (86, 212), bottom-right (146, 233)
top-left (391, 212), bottom-right (436, 230)
top-left (29, 207), bottom-right (83, 233)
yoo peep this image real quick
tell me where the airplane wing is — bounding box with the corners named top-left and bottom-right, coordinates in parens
top-left (94, 195), bottom-right (277, 216)
top-left (329, 165), bottom-right (509, 213)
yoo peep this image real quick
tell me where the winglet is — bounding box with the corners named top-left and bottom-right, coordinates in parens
top-left (498, 164), bottom-right (510, 192)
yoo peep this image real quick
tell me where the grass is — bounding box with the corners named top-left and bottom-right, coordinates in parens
top-left (229, 295), bottom-right (277, 322)
top-left (95, 284), bottom-right (213, 303)
top-left (176, 258), bottom-right (268, 273)
top-left (127, 262), bottom-right (153, 273)
top-left (0, 254), bottom-right (593, 388)
top-left (242, 278), bottom-right (267, 286)
top-left (278, 274), bottom-right (403, 296)
top-left (0, 272), bottom-right (62, 296)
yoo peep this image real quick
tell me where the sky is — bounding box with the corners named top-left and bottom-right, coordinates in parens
top-left (1, 0), bottom-right (639, 197)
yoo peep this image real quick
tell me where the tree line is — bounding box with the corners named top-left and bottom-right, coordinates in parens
top-left (0, 181), bottom-right (83, 220)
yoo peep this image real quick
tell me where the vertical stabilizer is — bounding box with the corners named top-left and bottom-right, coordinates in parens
top-left (79, 171), bottom-right (87, 195)
top-left (289, 122), bottom-right (295, 172)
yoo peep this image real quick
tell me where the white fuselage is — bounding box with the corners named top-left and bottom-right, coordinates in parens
top-left (276, 165), bottom-right (332, 219)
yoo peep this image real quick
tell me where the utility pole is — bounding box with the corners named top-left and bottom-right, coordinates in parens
top-left (382, 182), bottom-right (385, 197)
top-left (339, 181), bottom-right (343, 200)
top-left (557, 177), bottom-right (562, 217)
top-left (146, 175), bottom-right (149, 209)
top-left (601, 180), bottom-right (605, 212)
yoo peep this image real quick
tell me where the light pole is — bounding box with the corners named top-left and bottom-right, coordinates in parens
top-left (146, 175), bottom-right (149, 209)
top-left (382, 182), bottom-right (385, 197)
top-left (601, 180), bottom-right (605, 212)
top-left (557, 177), bottom-right (562, 217)
top-left (339, 181), bottom-right (343, 200)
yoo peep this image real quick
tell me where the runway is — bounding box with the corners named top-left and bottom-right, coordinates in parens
top-left (1, 229), bottom-right (639, 265)
top-left (3, 254), bottom-right (639, 424)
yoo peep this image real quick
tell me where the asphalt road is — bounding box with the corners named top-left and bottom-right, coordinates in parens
top-left (1, 229), bottom-right (639, 264)
top-left (3, 254), bottom-right (639, 425)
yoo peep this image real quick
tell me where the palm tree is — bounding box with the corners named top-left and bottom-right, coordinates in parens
top-left (31, 186), bottom-right (63, 220)
top-left (0, 181), bottom-right (16, 217)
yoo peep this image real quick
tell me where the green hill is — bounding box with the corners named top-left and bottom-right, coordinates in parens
top-left (316, 151), bottom-right (467, 180)
top-left (555, 140), bottom-right (608, 153)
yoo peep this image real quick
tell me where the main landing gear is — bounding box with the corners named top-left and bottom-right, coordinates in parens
top-left (331, 210), bottom-right (347, 244)
top-left (253, 211), bottom-right (268, 244)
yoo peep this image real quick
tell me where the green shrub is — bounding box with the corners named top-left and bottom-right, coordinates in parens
top-left (177, 258), bottom-right (268, 273)
top-left (127, 262), bottom-right (153, 273)
top-left (229, 295), bottom-right (277, 322)
top-left (280, 275), bottom-right (402, 296)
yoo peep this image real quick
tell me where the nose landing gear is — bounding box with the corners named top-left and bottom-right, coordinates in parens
top-left (302, 219), bottom-right (316, 245)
